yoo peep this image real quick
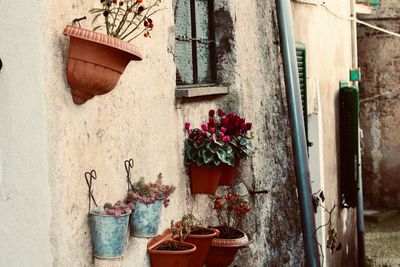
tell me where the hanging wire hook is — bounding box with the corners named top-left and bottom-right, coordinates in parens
top-left (72, 16), bottom-right (87, 28)
top-left (85, 170), bottom-right (98, 213)
top-left (124, 159), bottom-right (134, 193)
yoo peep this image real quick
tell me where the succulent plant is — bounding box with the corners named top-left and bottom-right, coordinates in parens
top-left (126, 173), bottom-right (175, 207)
top-left (92, 201), bottom-right (133, 217)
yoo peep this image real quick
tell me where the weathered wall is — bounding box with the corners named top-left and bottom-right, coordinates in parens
top-left (292, 1), bottom-right (358, 266)
top-left (1, 0), bottom-right (306, 266)
top-left (0, 1), bottom-right (53, 266)
top-left (358, 0), bottom-right (400, 208)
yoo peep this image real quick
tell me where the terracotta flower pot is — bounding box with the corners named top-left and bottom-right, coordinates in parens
top-left (63, 25), bottom-right (142, 104)
top-left (219, 159), bottom-right (240, 186)
top-left (184, 228), bottom-right (219, 267)
top-left (148, 230), bottom-right (197, 267)
top-left (189, 164), bottom-right (222, 194)
top-left (205, 228), bottom-right (249, 267)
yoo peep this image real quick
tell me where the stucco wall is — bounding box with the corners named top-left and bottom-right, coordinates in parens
top-left (1, 0), bottom-right (306, 266)
top-left (0, 1), bottom-right (53, 266)
top-left (358, 0), bottom-right (400, 208)
top-left (292, 1), bottom-right (358, 266)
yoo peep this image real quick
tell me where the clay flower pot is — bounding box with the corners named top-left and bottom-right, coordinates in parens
top-left (219, 159), bottom-right (240, 186)
top-left (184, 228), bottom-right (219, 267)
top-left (63, 25), bottom-right (142, 104)
top-left (205, 228), bottom-right (249, 267)
top-left (147, 229), bottom-right (197, 267)
top-left (189, 164), bottom-right (222, 194)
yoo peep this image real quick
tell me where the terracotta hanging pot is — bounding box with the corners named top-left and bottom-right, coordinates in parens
top-left (205, 227), bottom-right (249, 267)
top-left (147, 229), bottom-right (197, 267)
top-left (63, 25), bottom-right (142, 104)
top-left (219, 159), bottom-right (240, 186)
top-left (189, 164), bottom-right (222, 194)
top-left (184, 227), bottom-right (219, 267)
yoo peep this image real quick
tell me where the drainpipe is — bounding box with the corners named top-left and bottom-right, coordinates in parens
top-left (276, 1), bottom-right (320, 266)
top-left (350, 0), bottom-right (366, 266)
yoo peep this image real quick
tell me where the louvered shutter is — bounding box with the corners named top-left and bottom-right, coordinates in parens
top-left (339, 86), bottom-right (360, 207)
top-left (296, 44), bottom-right (311, 153)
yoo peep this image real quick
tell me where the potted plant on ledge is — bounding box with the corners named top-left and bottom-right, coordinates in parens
top-left (205, 190), bottom-right (252, 267)
top-left (184, 111), bottom-right (234, 194)
top-left (63, 0), bottom-right (161, 104)
top-left (127, 173), bottom-right (175, 237)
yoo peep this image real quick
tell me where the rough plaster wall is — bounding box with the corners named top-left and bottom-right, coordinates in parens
top-left (358, 0), bottom-right (400, 208)
top-left (1, 0), bottom-right (304, 266)
top-left (292, 2), bottom-right (358, 266)
top-left (0, 1), bottom-right (53, 266)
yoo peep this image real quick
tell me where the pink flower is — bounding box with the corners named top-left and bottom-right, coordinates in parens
top-left (223, 136), bottom-right (231, 143)
top-left (217, 108), bottom-right (225, 117)
top-left (184, 122), bottom-right (190, 131)
top-left (209, 109), bottom-right (215, 117)
top-left (210, 128), bottom-right (216, 133)
top-left (219, 131), bottom-right (225, 138)
top-left (221, 127), bottom-right (227, 133)
top-left (201, 123), bottom-right (209, 131)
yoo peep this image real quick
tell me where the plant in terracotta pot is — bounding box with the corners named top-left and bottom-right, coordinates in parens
top-left (184, 112), bottom-right (234, 194)
top-left (63, 0), bottom-right (162, 104)
top-left (205, 190), bottom-right (252, 267)
top-left (174, 214), bottom-right (219, 267)
top-left (126, 173), bottom-right (175, 237)
top-left (147, 222), bottom-right (197, 267)
top-left (215, 108), bottom-right (255, 185)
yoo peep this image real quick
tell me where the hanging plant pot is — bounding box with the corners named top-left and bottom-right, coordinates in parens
top-left (89, 210), bottom-right (131, 259)
top-left (148, 229), bottom-right (197, 267)
top-left (130, 199), bottom-right (163, 237)
top-left (63, 25), bottom-right (142, 104)
top-left (205, 227), bottom-right (249, 267)
top-left (189, 164), bottom-right (222, 194)
top-left (184, 228), bottom-right (219, 267)
top-left (219, 159), bottom-right (240, 186)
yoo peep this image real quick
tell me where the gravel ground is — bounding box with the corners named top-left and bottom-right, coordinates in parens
top-left (365, 214), bottom-right (400, 267)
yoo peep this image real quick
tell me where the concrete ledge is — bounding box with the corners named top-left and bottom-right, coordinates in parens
top-left (175, 85), bottom-right (229, 98)
top-left (364, 208), bottom-right (399, 223)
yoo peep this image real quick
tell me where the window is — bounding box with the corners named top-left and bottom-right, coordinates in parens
top-left (173, 0), bottom-right (216, 86)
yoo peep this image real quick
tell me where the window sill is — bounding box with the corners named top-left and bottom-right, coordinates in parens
top-left (175, 85), bottom-right (229, 98)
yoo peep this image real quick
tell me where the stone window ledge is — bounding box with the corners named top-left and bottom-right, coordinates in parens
top-left (175, 85), bottom-right (229, 98)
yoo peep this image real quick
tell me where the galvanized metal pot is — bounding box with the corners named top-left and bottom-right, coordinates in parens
top-left (89, 211), bottom-right (131, 259)
top-left (130, 199), bottom-right (163, 237)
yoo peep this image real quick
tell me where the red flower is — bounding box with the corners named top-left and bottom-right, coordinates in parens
top-left (184, 122), bottom-right (190, 131)
top-left (201, 123), bottom-right (208, 131)
top-left (245, 122), bottom-right (252, 131)
top-left (136, 0), bottom-right (143, 2)
top-left (217, 108), bottom-right (225, 117)
top-left (208, 117), bottom-right (216, 127)
top-left (223, 136), bottom-right (231, 143)
top-left (209, 109), bottom-right (215, 117)
top-left (210, 128), bottom-right (216, 133)
top-left (220, 127), bottom-right (227, 133)
top-left (138, 5), bottom-right (145, 14)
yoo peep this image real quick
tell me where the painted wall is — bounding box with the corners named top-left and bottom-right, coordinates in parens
top-left (358, 0), bottom-right (400, 208)
top-left (291, 1), bottom-right (358, 266)
top-left (1, 0), bottom-right (306, 266)
top-left (0, 1), bottom-right (53, 266)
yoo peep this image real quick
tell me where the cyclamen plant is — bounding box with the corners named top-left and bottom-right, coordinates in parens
top-left (92, 201), bottom-right (133, 217)
top-left (126, 173), bottom-right (175, 207)
top-left (90, 0), bottom-right (162, 41)
top-left (184, 108), bottom-right (255, 167)
top-left (211, 190), bottom-right (252, 238)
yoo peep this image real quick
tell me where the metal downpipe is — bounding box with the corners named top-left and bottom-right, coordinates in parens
top-left (275, 0), bottom-right (320, 266)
